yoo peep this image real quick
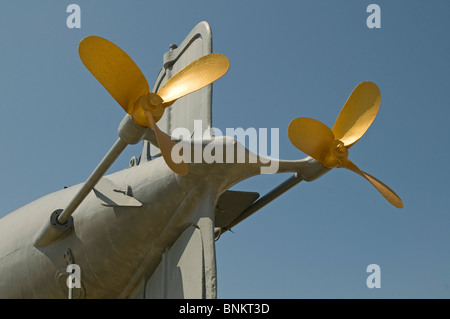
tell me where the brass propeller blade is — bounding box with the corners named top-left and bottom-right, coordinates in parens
top-left (332, 81), bottom-right (380, 148)
top-left (341, 159), bottom-right (403, 208)
top-left (78, 36), bottom-right (150, 114)
top-left (156, 53), bottom-right (230, 104)
top-left (288, 117), bottom-right (337, 167)
top-left (145, 111), bottom-right (189, 176)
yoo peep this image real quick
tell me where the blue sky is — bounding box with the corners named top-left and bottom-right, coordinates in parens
top-left (0, 1), bottom-right (449, 298)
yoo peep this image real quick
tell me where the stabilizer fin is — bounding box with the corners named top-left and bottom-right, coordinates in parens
top-left (93, 177), bottom-right (142, 207)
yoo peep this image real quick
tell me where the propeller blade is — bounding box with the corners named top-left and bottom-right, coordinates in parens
top-left (332, 81), bottom-right (380, 147)
top-left (341, 159), bottom-right (403, 208)
top-left (79, 36), bottom-right (149, 114)
top-left (156, 53), bottom-right (230, 104)
top-left (288, 117), bottom-right (337, 167)
top-left (145, 111), bottom-right (189, 176)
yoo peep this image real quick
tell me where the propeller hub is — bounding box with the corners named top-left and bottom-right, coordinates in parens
top-left (141, 93), bottom-right (164, 118)
top-left (333, 140), bottom-right (348, 160)
top-left (128, 93), bottom-right (165, 128)
top-left (321, 140), bottom-right (349, 168)
top-left (331, 140), bottom-right (349, 168)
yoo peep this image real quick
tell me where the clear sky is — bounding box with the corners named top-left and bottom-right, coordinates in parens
top-left (0, 0), bottom-right (449, 298)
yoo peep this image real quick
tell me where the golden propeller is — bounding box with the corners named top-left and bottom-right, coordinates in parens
top-left (78, 36), bottom-right (230, 176)
top-left (288, 81), bottom-right (403, 208)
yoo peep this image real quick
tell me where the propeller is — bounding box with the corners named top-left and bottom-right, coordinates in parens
top-left (78, 36), bottom-right (230, 176)
top-left (288, 81), bottom-right (403, 208)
